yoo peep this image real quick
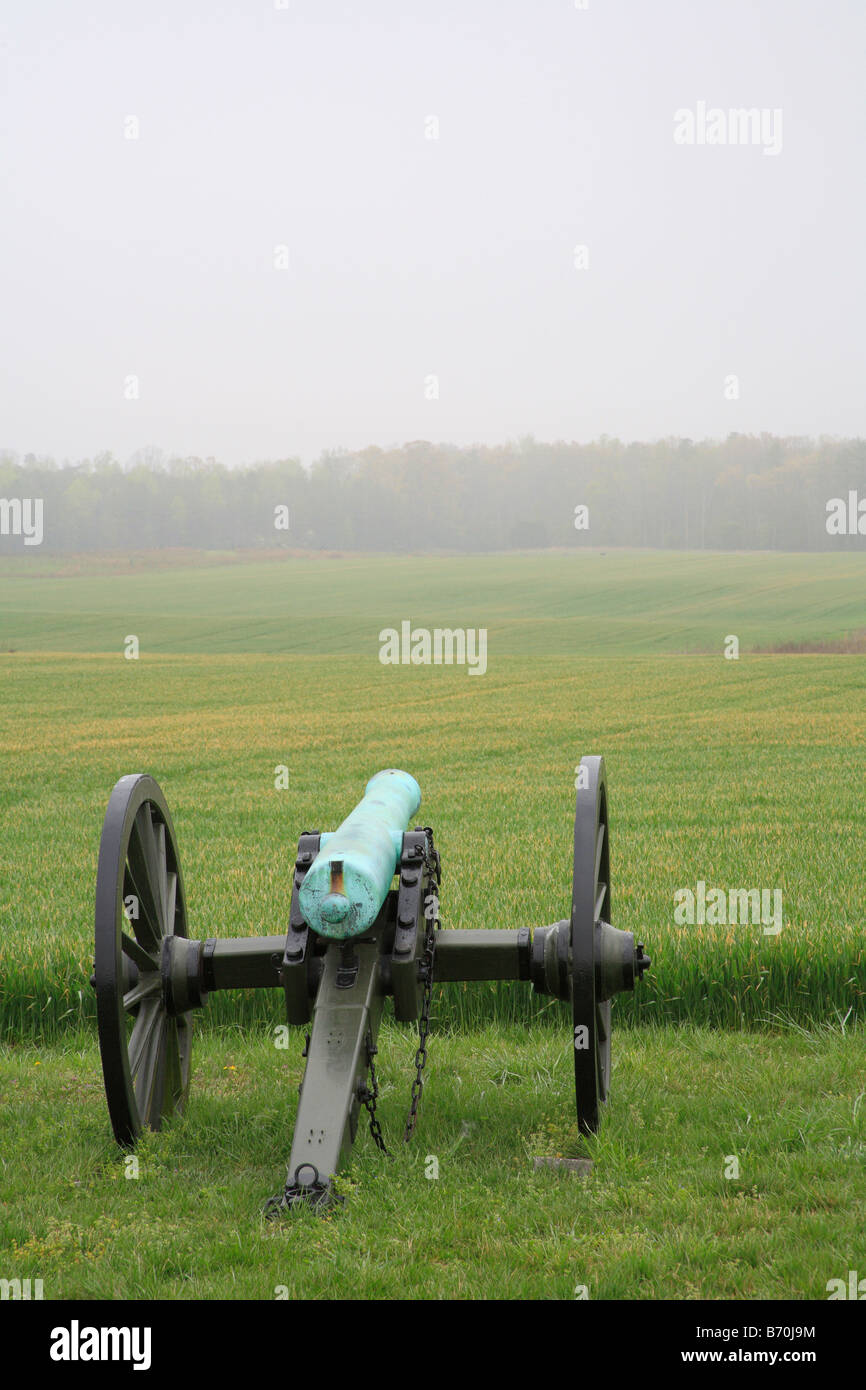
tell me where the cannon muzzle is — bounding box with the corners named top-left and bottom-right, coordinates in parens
top-left (298, 769), bottom-right (422, 939)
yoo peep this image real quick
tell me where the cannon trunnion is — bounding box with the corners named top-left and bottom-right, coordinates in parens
top-left (92, 758), bottom-right (650, 1211)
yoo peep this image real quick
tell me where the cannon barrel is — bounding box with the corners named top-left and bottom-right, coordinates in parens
top-left (298, 769), bottom-right (422, 939)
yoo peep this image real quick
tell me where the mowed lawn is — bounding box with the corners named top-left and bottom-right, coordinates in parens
top-left (0, 549), bottom-right (864, 1298)
top-left (1, 1023), bottom-right (864, 1301)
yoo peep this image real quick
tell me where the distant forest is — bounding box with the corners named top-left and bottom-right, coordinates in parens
top-left (1, 434), bottom-right (865, 554)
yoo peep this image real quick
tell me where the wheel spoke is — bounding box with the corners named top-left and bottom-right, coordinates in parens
top-left (123, 975), bottom-right (161, 1011)
top-left (122, 860), bottom-right (162, 953)
top-left (164, 870), bottom-right (178, 937)
top-left (135, 1013), bottom-right (167, 1127)
top-left (121, 932), bottom-right (158, 975)
top-left (597, 1002), bottom-right (611, 1100)
top-left (595, 820), bottom-right (605, 884)
top-left (153, 820), bottom-right (168, 929)
top-left (128, 998), bottom-right (162, 1079)
top-left (124, 867), bottom-right (163, 954)
top-left (595, 881), bottom-right (607, 921)
top-left (162, 1017), bottom-right (183, 1114)
top-left (596, 1000), bottom-right (609, 1043)
top-left (129, 804), bottom-right (167, 940)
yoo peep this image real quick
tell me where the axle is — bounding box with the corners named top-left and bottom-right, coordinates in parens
top-left (161, 923), bottom-right (649, 1007)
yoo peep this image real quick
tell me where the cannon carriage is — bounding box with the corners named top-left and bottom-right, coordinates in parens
top-left (93, 757), bottom-right (650, 1211)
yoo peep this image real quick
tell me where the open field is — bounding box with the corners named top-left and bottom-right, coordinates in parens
top-left (1, 646), bottom-right (864, 1036)
top-left (1, 548), bottom-right (864, 1299)
top-left (1, 551), bottom-right (865, 1037)
top-left (2, 547), bottom-right (866, 655)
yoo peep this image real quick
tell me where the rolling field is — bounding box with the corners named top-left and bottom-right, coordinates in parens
top-left (1, 548), bottom-right (864, 1299)
top-left (2, 547), bottom-right (866, 655)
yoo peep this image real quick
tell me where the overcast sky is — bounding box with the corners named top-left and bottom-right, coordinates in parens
top-left (1, 0), bottom-right (864, 466)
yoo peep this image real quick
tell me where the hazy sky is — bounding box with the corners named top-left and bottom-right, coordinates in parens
top-left (2, 0), bottom-right (864, 466)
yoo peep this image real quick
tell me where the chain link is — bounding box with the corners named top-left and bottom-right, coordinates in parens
top-left (358, 828), bottom-right (440, 1154)
top-left (359, 1030), bottom-right (390, 1154)
top-left (403, 828), bottom-right (440, 1143)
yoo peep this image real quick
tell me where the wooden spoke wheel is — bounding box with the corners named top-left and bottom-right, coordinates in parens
top-left (571, 755), bottom-right (612, 1136)
top-left (94, 774), bottom-right (192, 1145)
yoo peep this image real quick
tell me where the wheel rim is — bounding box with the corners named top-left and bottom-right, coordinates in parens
top-left (94, 774), bottom-right (192, 1145)
top-left (571, 754), bottom-right (611, 1135)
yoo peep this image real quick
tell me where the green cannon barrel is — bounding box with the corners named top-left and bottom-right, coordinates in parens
top-left (298, 769), bottom-right (422, 940)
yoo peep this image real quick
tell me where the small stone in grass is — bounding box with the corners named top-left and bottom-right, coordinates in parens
top-left (532, 1156), bottom-right (593, 1175)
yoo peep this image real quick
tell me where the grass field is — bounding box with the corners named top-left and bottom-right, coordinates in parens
top-left (1, 1023), bottom-right (863, 1300)
top-left (1, 548), bottom-right (864, 1298)
top-left (3, 547), bottom-right (866, 655)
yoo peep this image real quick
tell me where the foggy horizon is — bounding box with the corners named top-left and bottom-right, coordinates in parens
top-left (7, 426), bottom-right (866, 475)
top-left (3, 0), bottom-right (865, 467)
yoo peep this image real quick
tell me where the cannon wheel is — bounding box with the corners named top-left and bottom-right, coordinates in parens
top-left (94, 774), bottom-right (192, 1145)
top-left (571, 755), bottom-right (611, 1135)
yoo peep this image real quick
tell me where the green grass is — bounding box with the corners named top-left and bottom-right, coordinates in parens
top-left (2, 547), bottom-right (866, 654)
top-left (1, 1023), bottom-right (863, 1300)
top-left (1, 650), bottom-right (864, 1037)
top-left (1, 549), bottom-right (864, 1038)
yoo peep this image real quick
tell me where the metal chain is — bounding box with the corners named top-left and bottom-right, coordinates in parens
top-left (358, 829), bottom-right (441, 1154)
top-left (403, 829), bottom-right (440, 1143)
top-left (360, 1030), bottom-right (390, 1154)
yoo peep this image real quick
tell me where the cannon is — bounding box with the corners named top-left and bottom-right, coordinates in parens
top-left (92, 757), bottom-right (650, 1211)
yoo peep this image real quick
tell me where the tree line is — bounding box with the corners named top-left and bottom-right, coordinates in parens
top-left (1, 433), bottom-right (864, 553)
